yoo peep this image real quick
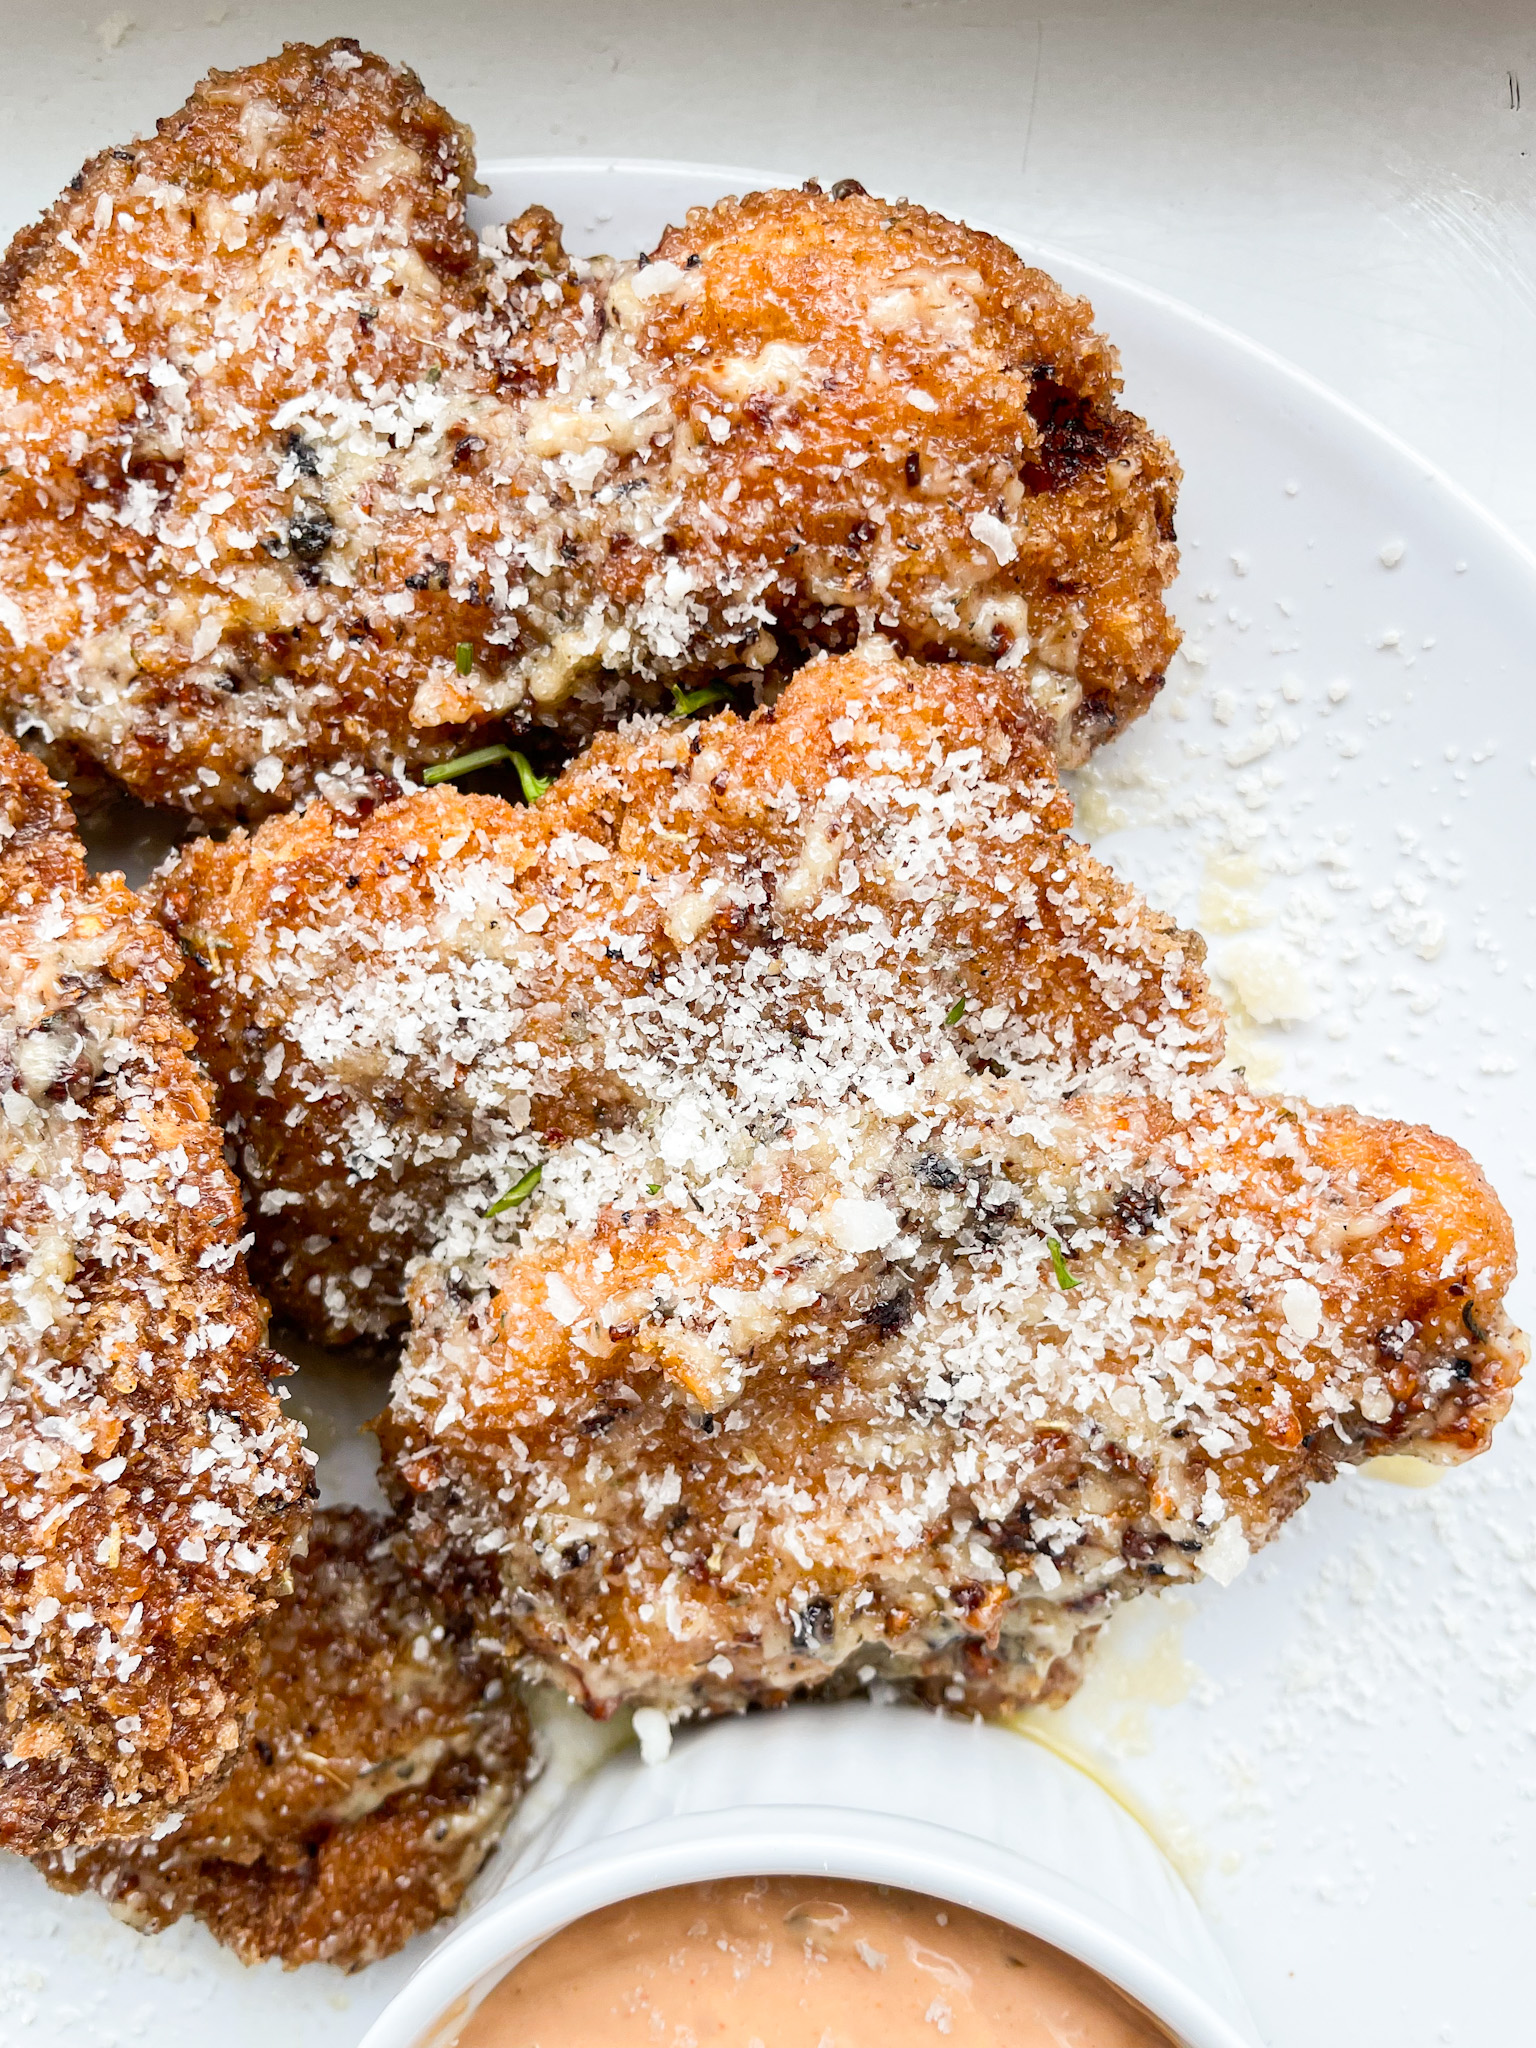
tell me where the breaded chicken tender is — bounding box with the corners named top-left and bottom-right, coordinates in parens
top-left (0, 735), bottom-right (308, 1853)
top-left (158, 650), bottom-right (1523, 1718)
top-left (38, 1506), bottom-right (534, 1969)
top-left (158, 649), bottom-right (1220, 1343)
top-left (0, 40), bottom-right (1177, 825)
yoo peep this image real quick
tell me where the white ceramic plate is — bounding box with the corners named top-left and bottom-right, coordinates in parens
top-left (1, 159), bottom-right (1531, 2048)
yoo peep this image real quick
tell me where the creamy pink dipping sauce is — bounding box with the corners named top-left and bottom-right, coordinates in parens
top-left (451, 1876), bottom-right (1175, 2048)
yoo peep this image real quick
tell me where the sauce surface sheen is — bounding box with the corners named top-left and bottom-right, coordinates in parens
top-left (452, 1875), bottom-right (1174, 2046)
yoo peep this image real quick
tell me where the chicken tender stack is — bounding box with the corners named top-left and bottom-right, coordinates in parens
top-left (0, 734), bottom-right (309, 1853)
top-left (158, 651), bottom-right (1523, 1717)
top-left (38, 1506), bottom-right (534, 1969)
top-left (0, 39), bottom-right (1178, 825)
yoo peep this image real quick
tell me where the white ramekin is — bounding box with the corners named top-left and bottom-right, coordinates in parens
top-left (360, 1699), bottom-right (1261, 2048)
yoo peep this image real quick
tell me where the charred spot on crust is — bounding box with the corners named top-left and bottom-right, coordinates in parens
top-left (287, 502), bottom-right (333, 565)
top-left (790, 1596), bottom-right (835, 1650)
top-left (861, 1287), bottom-right (913, 1335)
top-left (1020, 374), bottom-right (1121, 494)
top-left (1113, 1183), bottom-right (1162, 1236)
top-left (1376, 1321), bottom-right (1413, 1360)
top-left (987, 1499), bottom-right (1036, 1556)
top-left (284, 430), bottom-right (321, 479)
top-left (915, 1152), bottom-right (964, 1192)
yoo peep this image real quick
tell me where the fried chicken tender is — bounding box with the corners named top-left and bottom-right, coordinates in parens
top-left (38, 1507), bottom-right (534, 1969)
top-left (158, 650), bottom-right (1219, 1343)
top-left (0, 39), bottom-right (1178, 825)
top-left (157, 649), bottom-right (1523, 1717)
top-left (0, 735), bottom-right (308, 1854)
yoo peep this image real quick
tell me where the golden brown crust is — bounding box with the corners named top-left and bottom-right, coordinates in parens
top-left (156, 649), bottom-right (1523, 1719)
top-left (0, 46), bottom-right (1178, 824)
top-left (36, 1507), bottom-right (534, 1970)
top-left (0, 735), bottom-right (309, 1854)
top-left (635, 185), bottom-right (1180, 758)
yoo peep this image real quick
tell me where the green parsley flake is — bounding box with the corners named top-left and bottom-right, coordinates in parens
top-left (511, 751), bottom-right (552, 805)
top-left (455, 642), bottom-right (474, 675)
top-left (422, 744), bottom-right (515, 785)
top-left (485, 1164), bottom-right (542, 1217)
top-left (670, 682), bottom-right (729, 717)
top-left (1046, 1236), bottom-right (1078, 1291)
top-left (944, 997), bottom-right (967, 1027)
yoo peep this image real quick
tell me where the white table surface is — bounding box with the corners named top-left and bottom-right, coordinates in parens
top-left (1, 6), bottom-right (1533, 2044)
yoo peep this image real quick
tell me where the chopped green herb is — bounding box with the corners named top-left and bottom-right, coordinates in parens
top-left (423, 744), bottom-right (515, 785)
top-left (670, 682), bottom-right (729, 717)
top-left (425, 365), bottom-right (441, 384)
top-left (1046, 1236), bottom-right (1078, 1291)
top-left (511, 750), bottom-right (552, 805)
top-left (455, 642), bottom-right (474, 675)
top-left (485, 1164), bottom-right (542, 1217)
top-left (646, 1183), bottom-right (662, 1195)
top-left (944, 997), bottom-right (967, 1027)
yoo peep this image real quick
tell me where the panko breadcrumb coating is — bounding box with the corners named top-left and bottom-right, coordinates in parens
top-left (158, 651), bottom-right (1524, 1718)
top-left (0, 39), bottom-right (1178, 825)
top-left (38, 1507), bottom-right (534, 1970)
top-left (0, 734), bottom-right (308, 1854)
